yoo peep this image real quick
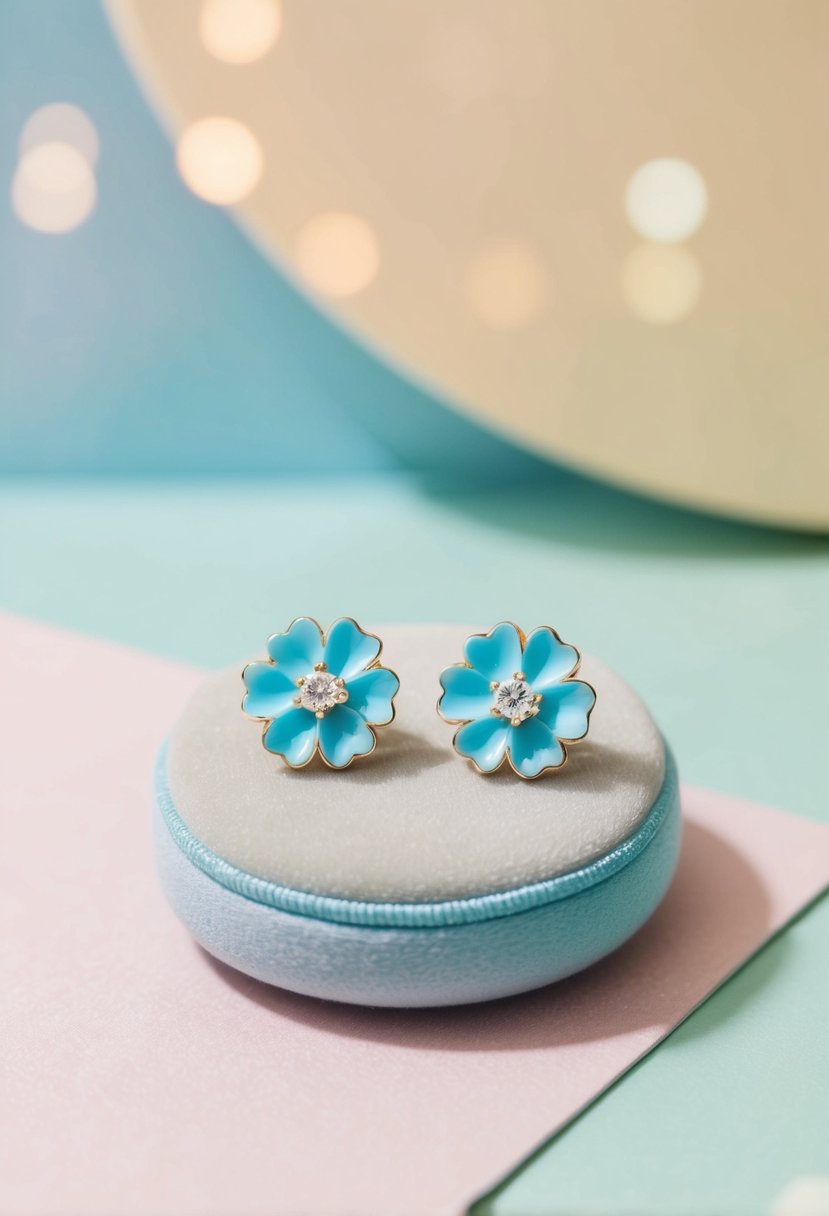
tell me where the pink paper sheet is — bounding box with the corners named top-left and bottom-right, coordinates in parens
top-left (2, 614), bottom-right (828, 1216)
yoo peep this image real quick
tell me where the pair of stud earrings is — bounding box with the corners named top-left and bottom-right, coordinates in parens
top-left (241, 616), bottom-right (596, 780)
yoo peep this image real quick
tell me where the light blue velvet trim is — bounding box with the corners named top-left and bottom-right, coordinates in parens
top-left (155, 740), bottom-right (679, 929)
top-left (154, 783), bottom-right (682, 1006)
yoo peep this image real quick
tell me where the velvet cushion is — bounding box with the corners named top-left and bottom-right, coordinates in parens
top-left (165, 625), bottom-right (664, 901)
top-left (156, 625), bottom-right (680, 1006)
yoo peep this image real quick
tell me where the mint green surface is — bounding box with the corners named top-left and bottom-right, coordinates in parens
top-left (1, 474), bottom-right (827, 1215)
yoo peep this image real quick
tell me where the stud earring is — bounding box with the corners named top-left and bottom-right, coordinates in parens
top-left (242, 617), bottom-right (399, 770)
top-left (437, 622), bottom-right (596, 779)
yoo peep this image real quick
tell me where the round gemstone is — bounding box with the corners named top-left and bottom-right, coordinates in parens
top-left (494, 679), bottom-right (537, 724)
top-left (299, 671), bottom-right (341, 714)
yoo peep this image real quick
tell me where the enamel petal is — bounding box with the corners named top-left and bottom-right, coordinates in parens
top-left (266, 617), bottom-right (324, 678)
top-left (537, 679), bottom-right (596, 741)
top-left (454, 715), bottom-right (511, 773)
top-left (438, 665), bottom-right (494, 723)
top-left (324, 618), bottom-right (382, 681)
top-left (242, 661), bottom-right (298, 719)
top-left (507, 716), bottom-right (565, 778)
top-left (463, 622), bottom-right (523, 684)
top-left (262, 708), bottom-right (318, 767)
top-left (346, 666), bottom-right (399, 725)
top-left (522, 627), bottom-right (579, 690)
top-left (318, 705), bottom-right (376, 768)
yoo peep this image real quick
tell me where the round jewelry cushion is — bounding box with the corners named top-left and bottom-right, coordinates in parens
top-left (155, 624), bottom-right (681, 1007)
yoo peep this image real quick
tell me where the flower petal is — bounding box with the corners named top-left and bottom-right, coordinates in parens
top-left (324, 618), bottom-right (381, 681)
top-left (438, 666), bottom-right (493, 723)
top-left (346, 666), bottom-right (399, 725)
top-left (242, 661), bottom-right (297, 719)
top-left (266, 617), bottom-right (324, 678)
top-left (262, 708), bottom-right (318, 767)
top-left (537, 679), bottom-right (596, 741)
top-left (464, 622), bottom-right (523, 683)
top-left (318, 705), bottom-right (376, 768)
top-left (522, 627), bottom-right (579, 690)
top-left (507, 717), bottom-right (565, 778)
top-left (454, 716), bottom-right (510, 773)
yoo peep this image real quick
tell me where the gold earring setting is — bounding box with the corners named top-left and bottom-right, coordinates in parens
top-left (242, 617), bottom-right (399, 770)
top-left (437, 622), bottom-right (596, 779)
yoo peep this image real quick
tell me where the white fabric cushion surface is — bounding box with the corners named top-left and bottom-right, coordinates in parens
top-left (166, 624), bottom-right (665, 902)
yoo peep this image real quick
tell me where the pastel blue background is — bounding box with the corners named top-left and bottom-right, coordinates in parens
top-left (0, 1), bottom-right (541, 479)
top-left (1, 5), bottom-right (828, 1216)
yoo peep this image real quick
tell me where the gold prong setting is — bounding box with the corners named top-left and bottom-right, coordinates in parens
top-left (296, 669), bottom-right (348, 717)
top-left (491, 674), bottom-right (541, 725)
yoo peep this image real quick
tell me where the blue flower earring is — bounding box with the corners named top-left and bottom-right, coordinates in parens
top-left (242, 617), bottom-right (399, 770)
top-left (437, 623), bottom-right (596, 779)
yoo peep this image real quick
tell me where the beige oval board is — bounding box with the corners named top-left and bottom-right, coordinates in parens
top-left (108, 0), bottom-right (829, 529)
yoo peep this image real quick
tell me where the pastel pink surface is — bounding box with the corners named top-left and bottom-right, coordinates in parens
top-left (2, 614), bottom-right (828, 1216)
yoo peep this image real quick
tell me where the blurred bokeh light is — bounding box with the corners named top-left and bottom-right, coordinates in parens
top-left (11, 140), bottom-right (97, 233)
top-left (19, 101), bottom-right (100, 165)
top-left (198, 0), bottom-right (281, 66)
top-left (621, 244), bottom-right (703, 325)
top-left (294, 211), bottom-right (380, 299)
top-left (101, 0), bottom-right (828, 525)
top-left (176, 115), bottom-right (263, 204)
top-left (465, 240), bottom-right (548, 331)
top-left (624, 158), bottom-right (708, 244)
top-left (0, 0), bottom-right (825, 525)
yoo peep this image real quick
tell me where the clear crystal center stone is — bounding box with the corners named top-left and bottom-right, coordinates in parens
top-left (494, 679), bottom-right (536, 724)
top-left (299, 671), bottom-right (341, 714)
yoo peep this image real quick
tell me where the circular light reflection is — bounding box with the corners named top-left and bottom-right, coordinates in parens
top-left (199, 0), bottom-right (281, 65)
top-left (19, 102), bottom-right (99, 165)
top-left (176, 116), bottom-right (263, 205)
top-left (466, 240), bottom-right (547, 330)
top-left (295, 211), bottom-right (380, 298)
top-left (11, 142), bottom-right (96, 233)
top-left (771, 1175), bottom-right (829, 1216)
top-left (621, 244), bottom-right (702, 324)
top-left (624, 158), bottom-right (708, 244)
